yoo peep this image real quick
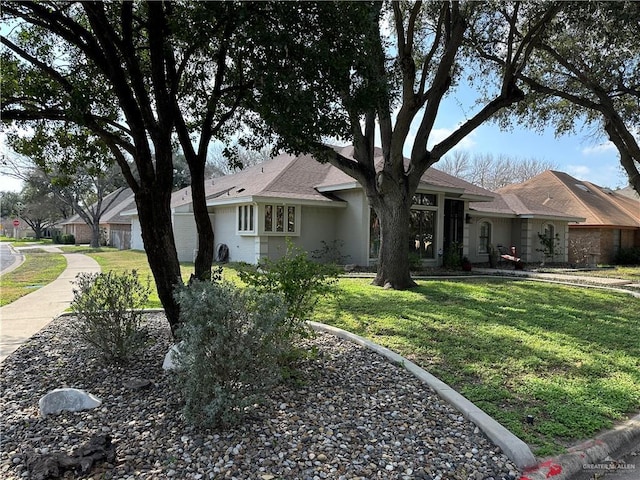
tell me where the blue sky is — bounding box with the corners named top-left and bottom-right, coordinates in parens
top-left (424, 107), bottom-right (628, 189)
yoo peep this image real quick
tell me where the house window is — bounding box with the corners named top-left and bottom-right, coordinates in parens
top-left (265, 205), bottom-right (273, 232)
top-left (238, 204), bottom-right (254, 232)
top-left (263, 204), bottom-right (296, 234)
top-left (478, 221), bottom-right (492, 254)
top-left (369, 207), bottom-right (436, 259)
top-left (412, 193), bottom-right (437, 206)
top-left (410, 209), bottom-right (436, 259)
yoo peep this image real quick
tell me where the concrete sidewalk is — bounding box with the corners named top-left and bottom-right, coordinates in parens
top-left (0, 251), bottom-right (100, 363)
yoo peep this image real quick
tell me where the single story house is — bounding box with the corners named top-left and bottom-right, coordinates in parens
top-left (62, 187), bottom-right (135, 249)
top-left (128, 146), bottom-right (583, 267)
top-left (497, 171), bottom-right (640, 265)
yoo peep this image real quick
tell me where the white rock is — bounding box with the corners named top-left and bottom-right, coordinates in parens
top-left (162, 342), bottom-right (184, 370)
top-left (39, 388), bottom-right (101, 417)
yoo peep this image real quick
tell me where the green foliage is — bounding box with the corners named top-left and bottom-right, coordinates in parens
top-left (442, 242), bottom-right (463, 268)
top-left (408, 252), bottom-right (423, 271)
top-left (174, 281), bottom-right (287, 429)
top-left (53, 233), bottom-right (75, 245)
top-left (70, 270), bottom-right (151, 363)
top-left (614, 247), bottom-right (640, 266)
top-left (237, 240), bottom-right (340, 340)
top-left (536, 232), bottom-right (561, 262)
top-left (311, 239), bottom-right (350, 265)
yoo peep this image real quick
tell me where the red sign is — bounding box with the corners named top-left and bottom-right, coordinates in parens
top-left (12, 219), bottom-right (20, 227)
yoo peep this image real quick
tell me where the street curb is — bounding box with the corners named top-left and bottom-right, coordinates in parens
top-left (519, 413), bottom-right (640, 480)
top-left (308, 321), bottom-right (538, 470)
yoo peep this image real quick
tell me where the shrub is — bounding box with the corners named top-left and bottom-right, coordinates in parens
top-left (70, 270), bottom-right (151, 363)
top-left (614, 247), bottom-right (640, 265)
top-left (311, 239), bottom-right (350, 265)
top-left (237, 240), bottom-right (340, 341)
top-left (62, 234), bottom-right (75, 244)
top-left (174, 281), bottom-right (287, 428)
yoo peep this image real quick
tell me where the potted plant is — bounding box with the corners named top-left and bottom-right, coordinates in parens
top-left (462, 257), bottom-right (472, 271)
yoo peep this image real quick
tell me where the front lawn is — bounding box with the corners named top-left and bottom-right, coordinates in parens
top-left (0, 252), bottom-right (67, 306)
top-left (310, 277), bottom-right (640, 457)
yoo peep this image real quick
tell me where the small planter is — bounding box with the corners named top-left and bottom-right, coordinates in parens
top-left (462, 257), bottom-right (472, 272)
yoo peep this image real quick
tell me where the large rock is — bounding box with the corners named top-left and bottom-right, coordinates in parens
top-left (39, 388), bottom-right (101, 417)
top-left (162, 342), bottom-right (184, 371)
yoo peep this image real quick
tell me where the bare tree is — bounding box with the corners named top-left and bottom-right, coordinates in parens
top-left (440, 151), bottom-right (557, 190)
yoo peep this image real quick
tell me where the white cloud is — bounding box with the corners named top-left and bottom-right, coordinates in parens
top-left (566, 164), bottom-right (591, 178)
top-left (427, 127), bottom-right (477, 151)
top-left (581, 141), bottom-right (616, 156)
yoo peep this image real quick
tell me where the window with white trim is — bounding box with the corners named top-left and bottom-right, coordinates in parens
top-left (264, 204), bottom-right (296, 233)
top-left (237, 204), bottom-right (254, 232)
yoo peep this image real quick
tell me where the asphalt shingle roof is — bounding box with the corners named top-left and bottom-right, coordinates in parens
top-left (497, 171), bottom-right (640, 227)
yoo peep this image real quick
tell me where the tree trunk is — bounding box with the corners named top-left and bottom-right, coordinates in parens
top-left (189, 162), bottom-right (214, 280)
top-left (370, 192), bottom-right (417, 290)
top-left (90, 224), bottom-right (101, 248)
top-left (135, 187), bottom-right (183, 336)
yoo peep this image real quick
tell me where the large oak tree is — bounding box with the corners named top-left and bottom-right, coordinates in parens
top-left (251, 1), bottom-right (561, 289)
top-left (1, 1), bottom-right (256, 333)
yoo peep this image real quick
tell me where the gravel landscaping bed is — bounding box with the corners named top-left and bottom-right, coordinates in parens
top-left (0, 313), bottom-right (519, 480)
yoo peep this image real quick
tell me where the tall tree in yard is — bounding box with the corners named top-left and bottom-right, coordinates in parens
top-left (251, 1), bottom-right (561, 289)
top-left (1, 2), bottom-right (254, 333)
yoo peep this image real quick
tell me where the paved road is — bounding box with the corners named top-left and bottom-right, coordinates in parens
top-left (0, 242), bottom-right (23, 273)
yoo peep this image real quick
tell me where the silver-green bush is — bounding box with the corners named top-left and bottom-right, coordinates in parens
top-left (174, 280), bottom-right (287, 429)
top-left (70, 270), bottom-right (151, 363)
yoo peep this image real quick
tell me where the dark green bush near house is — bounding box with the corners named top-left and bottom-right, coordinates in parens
top-left (53, 233), bottom-right (75, 245)
top-left (70, 270), bottom-right (151, 363)
top-left (614, 247), bottom-right (640, 265)
top-left (174, 281), bottom-right (287, 429)
top-left (237, 240), bottom-right (340, 341)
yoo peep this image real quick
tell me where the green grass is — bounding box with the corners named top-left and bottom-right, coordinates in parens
top-left (0, 252), bottom-right (67, 306)
top-left (309, 277), bottom-right (640, 456)
top-left (0, 236), bottom-right (52, 245)
top-left (65, 248), bottom-right (243, 307)
top-left (570, 266), bottom-right (640, 282)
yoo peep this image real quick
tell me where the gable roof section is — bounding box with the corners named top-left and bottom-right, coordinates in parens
top-left (62, 187), bottom-right (135, 225)
top-left (497, 171), bottom-right (640, 227)
top-left (470, 192), bottom-right (585, 222)
top-left (315, 145), bottom-right (494, 201)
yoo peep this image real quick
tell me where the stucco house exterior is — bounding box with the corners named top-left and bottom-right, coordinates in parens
top-left (62, 187), bottom-right (135, 248)
top-left (128, 146), bottom-right (582, 267)
top-left (497, 171), bottom-right (640, 265)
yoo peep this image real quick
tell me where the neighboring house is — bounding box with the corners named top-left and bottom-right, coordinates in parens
top-left (128, 146), bottom-right (582, 267)
top-left (62, 187), bottom-right (135, 248)
top-left (616, 185), bottom-right (640, 200)
top-left (497, 171), bottom-right (640, 265)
